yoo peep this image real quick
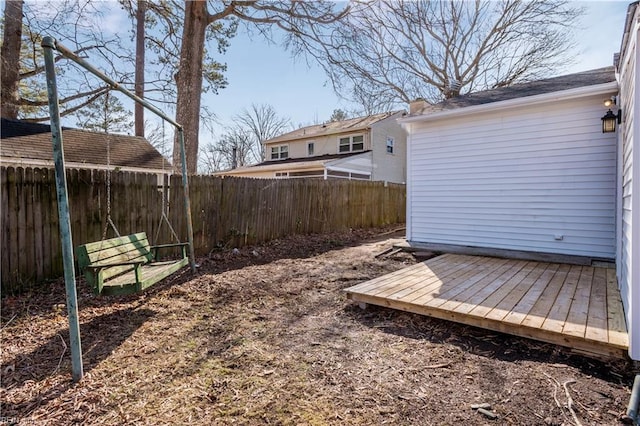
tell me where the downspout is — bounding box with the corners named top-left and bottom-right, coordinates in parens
top-left (625, 374), bottom-right (640, 424)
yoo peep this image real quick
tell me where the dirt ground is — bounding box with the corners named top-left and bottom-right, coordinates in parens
top-left (1, 226), bottom-right (637, 425)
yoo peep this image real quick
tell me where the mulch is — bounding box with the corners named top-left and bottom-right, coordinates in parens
top-left (1, 225), bottom-right (636, 425)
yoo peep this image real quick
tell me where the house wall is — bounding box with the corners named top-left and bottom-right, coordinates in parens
top-left (371, 112), bottom-right (407, 183)
top-left (618, 8), bottom-right (640, 360)
top-left (327, 152), bottom-right (373, 176)
top-left (406, 93), bottom-right (618, 259)
top-left (266, 132), bottom-right (372, 160)
top-left (219, 165), bottom-right (324, 179)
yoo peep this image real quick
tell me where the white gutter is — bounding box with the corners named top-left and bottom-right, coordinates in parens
top-left (218, 158), bottom-right (329, 175)
top-left (399, 81), bottom-right (619, 125)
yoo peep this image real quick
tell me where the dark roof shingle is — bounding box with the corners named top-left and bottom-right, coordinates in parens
top-left (413, 67), bottom-right (616, 115)
top-left (266, 111), bottom-right (404, 144)
top-left (250, 150), bottom-right (370, 168)
top-left (0, 118), bottom-right (169, 170)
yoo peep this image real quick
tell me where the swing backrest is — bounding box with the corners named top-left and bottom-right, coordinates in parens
top-left (76, 233), bottom-right (153, 282)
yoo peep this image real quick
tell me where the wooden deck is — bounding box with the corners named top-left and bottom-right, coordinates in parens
top-left (344, 254), bottom-right (629, 359)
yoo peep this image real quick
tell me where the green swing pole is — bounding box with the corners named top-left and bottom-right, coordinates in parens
top-left (41, 37), bottom-right (83, 382)
top-left (41, 37), bottom-right (196, 273)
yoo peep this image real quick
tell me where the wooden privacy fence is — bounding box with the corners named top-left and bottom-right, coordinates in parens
top-left (1, 166), bottom-right (406, 293)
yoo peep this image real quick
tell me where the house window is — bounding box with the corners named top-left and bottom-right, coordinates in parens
top-left (338, 135), bottom-right (364, 153)
top-left (308, 142), bottom-right (314, 156)
top-left (386, 137), bottom-right (394, 154)
top-left (275, 172), bottom-right (289, 177)
top-left (270, 145), bottom-right (288, 160)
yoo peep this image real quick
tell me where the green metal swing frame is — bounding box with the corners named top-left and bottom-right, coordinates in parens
top-left (42, 36), bottom-right (196, 382)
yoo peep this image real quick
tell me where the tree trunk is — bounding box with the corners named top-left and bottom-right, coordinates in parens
top-left (134, 0), bottom-right (146, 137)
top-left (1, 0), bottom-right (24, 119)
top-left (174, 0), bottom-right (207, 173)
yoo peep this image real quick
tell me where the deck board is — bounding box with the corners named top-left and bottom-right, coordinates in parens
top-left (520, 264), bottom-right (570, 329)
top-left (438, 258), bottom-right (513, 312)
top-left (585, 268), bottom-right (609, 342)
top-left (484, 262), bottom-right (550, 322)
top-left (344, 254), bottom-right (629, 359)
top-left (425, 257), bottom-right (510, 309)
top-left (398, 256), bottom-right (486, 304)
top-left (540, 265), bottom-right (581, 334)
top-left (467, 261), bottom-right (537, 319)
top-left (562, 267), bottom-right (595, 338)
top-left (607, 268), bottom-right (629, 348)
top-left (453, 260), bottom-right (529, 315)
top-left (503, 263), bottom-right (560, 326)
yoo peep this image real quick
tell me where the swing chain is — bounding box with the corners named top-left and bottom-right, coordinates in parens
top-left (154, 120), bottom-right (180, 245)
top-left (101, 91), bottom-right (121, 240)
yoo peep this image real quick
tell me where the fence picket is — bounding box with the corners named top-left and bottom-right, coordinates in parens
top-left (1, 166), bottom-right (405, 293)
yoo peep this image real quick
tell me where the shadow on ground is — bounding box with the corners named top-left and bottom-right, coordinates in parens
top-left (343, 303), bottom-right (635, 385)
top-left (2, 306), bottom-right (154, 387)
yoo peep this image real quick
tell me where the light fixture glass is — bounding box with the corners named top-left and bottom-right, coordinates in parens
top-left (602, 109), bottom-right (617, 133)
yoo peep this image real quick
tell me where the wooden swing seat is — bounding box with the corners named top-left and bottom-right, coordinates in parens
top-left (76, 232), bottom-right (188, 296)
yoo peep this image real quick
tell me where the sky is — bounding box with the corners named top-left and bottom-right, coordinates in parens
top-left (10, 1), bottom-right (633, 142)
top-left (202, 1), bottom-right (632, 140)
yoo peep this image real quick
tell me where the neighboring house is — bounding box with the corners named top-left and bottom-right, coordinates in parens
top-left (0, 118), bottom-right (170, 175)
top-left (217, 111), bottom-right (407, 183)
top-left (400, 2), bottom-right (640, 362)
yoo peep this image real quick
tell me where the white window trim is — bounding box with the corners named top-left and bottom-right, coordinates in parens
top-left (269, 144), bottom-right (289, 160)
top-left (338, 134), bottom-right (365, 153)
top-left (386, 136), bottom-right (394, 155)
top-left (307, 142), bottom-right (314, 156)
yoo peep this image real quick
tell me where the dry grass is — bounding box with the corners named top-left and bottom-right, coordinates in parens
top-left (1, 226), bottom-right (635, 425)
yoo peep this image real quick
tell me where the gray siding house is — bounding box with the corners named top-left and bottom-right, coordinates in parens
top-left (401, 11), bottom-right (640, 360)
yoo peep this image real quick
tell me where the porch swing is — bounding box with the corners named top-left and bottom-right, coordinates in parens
top-left (43, 36), bottom-right (197, 382)
top-left (75, 124), bottom-right (190, 296)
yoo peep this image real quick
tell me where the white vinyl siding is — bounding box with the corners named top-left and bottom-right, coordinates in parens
top-left (370, 112), bottom-right (407, 184)
top-left (407, 95), bottom-right (617, 259)
top-left (618, 14), bottom-right (639, 360)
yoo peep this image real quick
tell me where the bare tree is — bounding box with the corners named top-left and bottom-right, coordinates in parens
top-left (145, 120), bottom-right (172, 160)
top-left (174, 1), bottom-right (349, 174)
top-left (199, 103), bottom-right (291, 173)
top-left (1, 0), bottom-right (136, 121)
top-left (200, 129), bottom-right (251, 173)
top-left (296, 0), bottom-right (582, 112)
top-left (234, 104), bottom-right (291, 163)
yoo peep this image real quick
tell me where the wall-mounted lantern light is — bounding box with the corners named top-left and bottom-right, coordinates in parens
top-left (602, 96), bottom-right (622, 133)
top-left (602, 109), bottom-right (619, 133)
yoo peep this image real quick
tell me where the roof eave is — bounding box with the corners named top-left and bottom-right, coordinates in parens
top-left (218, 159), bottom-right (331, 175)
top-left (0, 157), bottom-right (169, 174)
top-left (618, 2), bottom-right (640, 65)
top-left (399, 81), bottom-right (619, 125)
top-left (265, 111), bottom-right (405, 145)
